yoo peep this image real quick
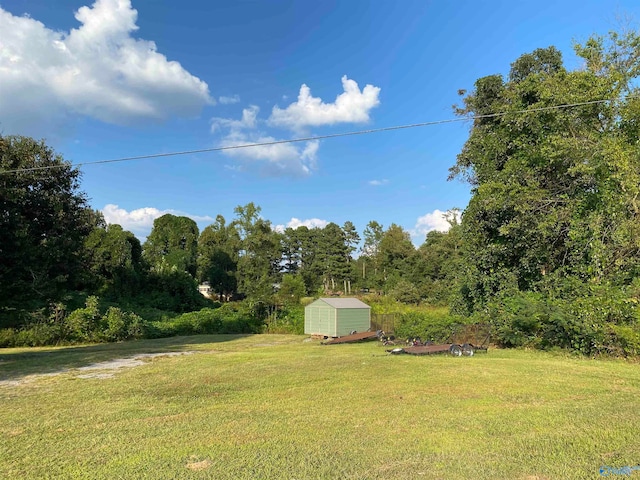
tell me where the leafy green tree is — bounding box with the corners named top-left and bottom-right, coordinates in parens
top-left (197, 215), bottom-right (240, 300)
top-left (84, 224), bottom-right (144, 298)
top-left (361, 220), bottom-right (384, 288)
top-left (233, 203), bottom-right (281, 300)
top-left (342, 221), bottom-right (360, 293)
top-left (410, 213), bottom-right (463, 304)
top-left (0, 136), bottom-right (96, 323)
top-left (317, 223), bottom-right (350, 292)
top-left (389, 279), bottom-right (421, 305)
top-left (143, 214), bottom-right (199, 277)
top-left (276, 274), bottom-right (306, 305)
top-left (295, 226), bottom-right (325, 294)
top-left (342, 221), bottom-right (360, 259)
top-left (378, 223), bottom-right (415, 290)
top-left (281, 227), bottom-right (303, 275)
top-left (450, 32), bottom-right (640, 313)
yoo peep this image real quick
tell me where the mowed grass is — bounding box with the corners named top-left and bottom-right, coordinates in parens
top-left (1, 335), bottom-right (640, 479)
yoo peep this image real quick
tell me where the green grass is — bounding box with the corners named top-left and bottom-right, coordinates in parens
top-left (2, 336), bottom-right (640, 479)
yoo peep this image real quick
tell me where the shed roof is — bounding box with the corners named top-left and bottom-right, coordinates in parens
top-left (314, 298), bottom-right (370, 309)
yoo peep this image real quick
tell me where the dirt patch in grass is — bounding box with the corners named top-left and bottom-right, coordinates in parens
top-left (185, 459), bottom-right (212, 471)
top-left (76, 373), bottom-right (115, 379)
top-left (77, 351), bottom-right (195, 371)
top-left (0, 351), bottom-right (196, 387)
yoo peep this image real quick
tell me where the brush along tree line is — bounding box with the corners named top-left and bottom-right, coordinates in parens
top-left (3, 30), bottom-right (640, 354)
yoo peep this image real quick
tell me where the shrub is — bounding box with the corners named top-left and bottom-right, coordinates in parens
top-left (485, 285), bottom-right (640, 355)
top-left (0, 329), bottom-right (17, 347)
top-left (263, 305), bottom-right (304, 334)
top-left (394, 310), bottom-right (470, 342)
top-left (606, 324), bottom-right (640, 357)
top-left (99, 307), bottom-right (144, 342)
top-left (486, 292), bottom-right (547, 348)
top-left (146, 303), bottom-right (263, 338)
top-left (13, 323), bottom-right (59, 347)
top-left (389, 280), bottom-right (421, 305)
top-left (67, 296), bottom-right (102, 342)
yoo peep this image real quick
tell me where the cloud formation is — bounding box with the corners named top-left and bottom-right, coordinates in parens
top-left (274, 217), bottom-right (329, 233)
top-left (102, 204), bottom-right (213, 239)
top-left (218, 95), bottom-right (240, 105)
top-left (368, 179), bottom-right (389, 186)
top-left (0, 0), bottom-right (212, 137)
top-left (269, 75), bottom-right (380, 130)
top-left (211, 105), bottom-right (319, 176)
top-left (221, 132), bottom-right (319, 177)
top-left (211, 105), bottom-right (259, 132)
top-left (411, 209), bottom-right (461, 243)
top-left (210, 76), bottom-right (381, 176)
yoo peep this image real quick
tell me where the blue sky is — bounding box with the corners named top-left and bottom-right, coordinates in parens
top-left (2, 0), bottom-right (639, 244)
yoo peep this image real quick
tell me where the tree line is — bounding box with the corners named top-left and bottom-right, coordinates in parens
top-left (0, 134), bottom-right (461, 329)
top-left (4, 29), bottom-right (640, 354)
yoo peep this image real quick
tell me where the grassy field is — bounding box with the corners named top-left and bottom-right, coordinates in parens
top-left (1, 335), bottom-right (640, 479)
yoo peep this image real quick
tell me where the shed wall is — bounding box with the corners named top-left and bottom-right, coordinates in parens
top-left (335, 309), bottom-right (370, 336)
top-left (304, 303), bottom-right (335, 335)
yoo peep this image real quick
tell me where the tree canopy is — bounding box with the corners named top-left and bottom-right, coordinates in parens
top-left (450, 32), bottom-right (640, 315)
top-left (0, 136), bottom-right (96, 321)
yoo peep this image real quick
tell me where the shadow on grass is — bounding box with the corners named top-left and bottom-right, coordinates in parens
top-left (0, 334), bottom-right (253, 381)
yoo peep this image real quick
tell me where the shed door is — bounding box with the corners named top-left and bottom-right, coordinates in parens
top-left (318, 307), bottom-right (331, 334)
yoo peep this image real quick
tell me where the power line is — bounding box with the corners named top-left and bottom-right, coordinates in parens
top-left (0, 97), bottom-right (617, 175)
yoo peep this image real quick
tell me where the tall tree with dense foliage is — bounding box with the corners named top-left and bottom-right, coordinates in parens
top-left (378, 223), bottom-right (415, 289)
top-left (197, 215), bottom-right (240, 300)
top-left (233, 203), bottom-right (281, 300)
top-left (410, 213), bottom-right (463, 304)
top-left (0, 136), bottom-right (97, 323)
top-left (317, 222), bottom-right (351, 292)
top-left (293, 226), bottom-right (325, 294)
top-left (143, 214), bottom-right (199, 277)
top-left (84, 223), bottom-right (144, 299)
top-left (360, 220), bottom-right (384, 288)
top-left (450, 32), bottom-right (640, 314)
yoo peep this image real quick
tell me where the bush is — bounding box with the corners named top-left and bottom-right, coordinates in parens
top-left (146, 303), bottom-right (263, 338)
top-left (263, 305), bottom-right (304, 334)
top-left (394, 309), bottom-right (470, 342)
top-left (389, 280), bottom-right (421, 305)
top-left (0, 329), bottom-right (17, 347)
top-left (484, 285), bottom-right (640, 355)
top-left (606, 324), bottom-right (640, 357)
top-left (101, 307), bottom-right (145, 342)
top-left (66, 296), bottom-right (102, 342)
top-left (143, 270), bottom-right (207, 312)
top-left (485, 292), bottom-right (547, 348)
top-left (0, 297), bottom-right (149, 347)
top-left (13, 323), bottom-right (60, 347)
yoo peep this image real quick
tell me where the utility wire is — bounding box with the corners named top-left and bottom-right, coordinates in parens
top-left (0, 97), bottom-right (616, 175)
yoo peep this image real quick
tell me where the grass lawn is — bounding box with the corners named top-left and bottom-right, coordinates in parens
top-left (1, 335), bottom-right (639, 479)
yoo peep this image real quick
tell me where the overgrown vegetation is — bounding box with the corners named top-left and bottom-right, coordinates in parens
top-left (447, 31), bottom-right (640, 354)
top-left (5, 28), bottom-right (640, 356)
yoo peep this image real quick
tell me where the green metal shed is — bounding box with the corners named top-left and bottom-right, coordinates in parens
top-left (304, 298), bottom-right (371, 337)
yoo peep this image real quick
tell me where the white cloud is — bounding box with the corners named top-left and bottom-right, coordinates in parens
top-left (221, 131), bottom-right (319, 177)
top-left (368, 179), bottom-right (389, 186)
top-left (0, 0), bottom-right (213, 137)
top-left (274, 217), bottom-right (329, 233)
top-left (211, 105), bottom-right (319, 176)
top-left (102, 204), bottom-right (213, 239)
top-left (268, 75), bottom-right (380, 130)
top-left (411, 209), bottom-right (461, 243)
top-left (208, 75), bottom-right (380, 176)
top-left (218, 94), bottom-right (240, 105)
top-left (211, 105), bottom-right (259, 132)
